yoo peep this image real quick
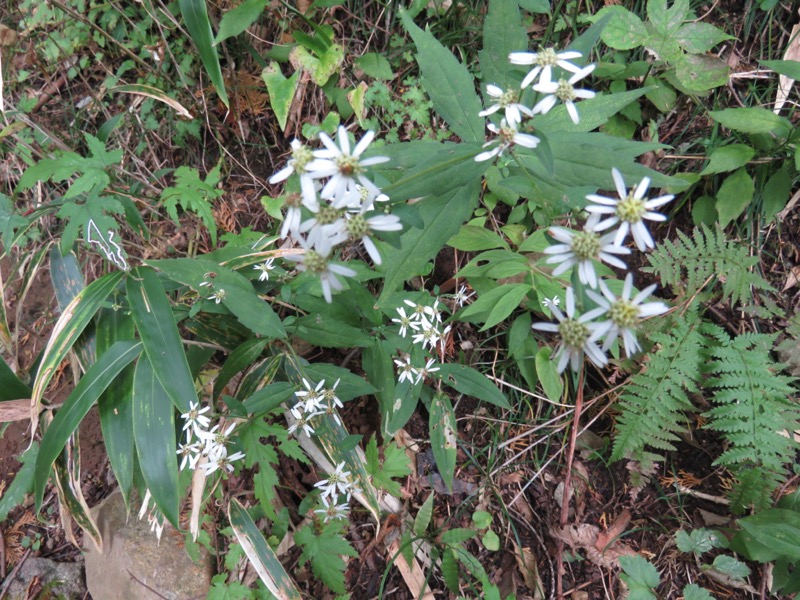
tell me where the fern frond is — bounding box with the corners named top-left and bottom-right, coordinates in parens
top-left (611, 312), bottom-right (706, 468)
top-left (704, 332), bottom-right (798, 513)
top-left (645, 225), bottom-right (772, 307)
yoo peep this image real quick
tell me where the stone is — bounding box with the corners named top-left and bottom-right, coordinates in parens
top-left (84, 491), bottom-right (212, 600)
top-left (4, 557), bottom-right (86, 599)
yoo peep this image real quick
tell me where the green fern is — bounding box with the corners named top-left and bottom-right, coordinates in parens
top-left (644, 224), bottom-right (772, 307)
top-left (703, 329), bottom-right (798, 513)
top-left (611, 312), bottom-right (706, 469)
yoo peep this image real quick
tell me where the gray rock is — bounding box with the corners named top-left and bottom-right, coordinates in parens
top-left (4, 557), bottom-right (86, 599)
top-left (84, 491), bottom-right (212, 600)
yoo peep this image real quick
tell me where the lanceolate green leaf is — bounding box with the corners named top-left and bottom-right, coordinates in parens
top-left (213, 0), bottom-right (268, 45)
top-left (132, 354), bottom-right (180, 529)
top-left (229, 499), bottom-right (303, 600)
top-left (429, 392), bottom-right (457, 492)
top-left (127, 267), bottom-right (197, 413)
top-left (480, 0), bottom-right (527, 89)
top-left (34, 340), bottom-right (142, 508)
top-left (0, 356), bottom-right (31, 401)
top-left (96, 301), bottom-right (137, 509)
top-left (436, 363), bottom-right (510, 409)
top-left (50, 245), bottom-right (95, 369)
top-left (179, 0), bottom-right (229, 107)
top-left (535, 88), bottom-right (650, 133)
top-left (400, 10), bottom-right (483, 142)
top-left (30, 271), bottom-right (124, 434)
top-left (378, 182), bottom-right (480, 305)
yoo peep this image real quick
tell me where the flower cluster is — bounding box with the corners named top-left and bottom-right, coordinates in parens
top-left (287, 378), bottom-right (343, 437)
top-left (269, 127), bottom-right (401, 303)
top-left (391, 298), bottom-right (451, 386)
top-left (533, 168), bottom-right (673, 373)
top-left (476, 47), bottom-right (596, 162)
top-left (177, 401), bottom-right (245, 477)
top-left (313, 461), bottom-right (360, 523)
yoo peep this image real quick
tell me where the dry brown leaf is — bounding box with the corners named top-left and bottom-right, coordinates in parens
top-left (551, 524), bottom-right (636, 569)
top-left (512, 542), bottom-right (545, 599)
top-left (773, 10), bottom-right (800, 113)
top-left (783, 266), bottom-right (800, 291)
top-left (595, 510), bottom-right (631, 552)
top-left (0, 399), bottom-right (33, 422)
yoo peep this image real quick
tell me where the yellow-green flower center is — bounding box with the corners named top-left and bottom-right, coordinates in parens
top-left (335, 154), bottom-right (362, 177)
top-left (537, 47), bottom-right (558, 67)
top-left (609, 299), bottom-right (639, 329)
top-left (555, 79), bottom-right (576, 102)
top-left (571, 230), bottom-right (601, 261)
top-left (558, 318), bottom-right (589, 348)
top-left (304, 250), bottom-right (328, 274)
top-left (346, 214), bottom-right (370, 238)
top-left (617, 193), bottom-right (647, 224)
top-left (292, 144), bottom-right (313, 173)
top-left (499, 126), bottom-right (517, 143)
top-left (499, 89), bottom-right (519, 108)
top-left (316, 205), bottom-right (342, 225)
top-left (285, 193), bottom-right (302, 208)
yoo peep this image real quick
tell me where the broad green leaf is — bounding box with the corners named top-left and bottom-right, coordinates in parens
top-left (0, 443), bottom-right (38, 521)
top-left (593, 6), bottom-right (648, 50)
top-left (127, 267), bottom-right (197, 413)
top-left (300, 363), bottom-right (376, 401)
top-left (675, 54), bottom-right (729, 91)
top-left (535, 88), bottom-right (649, 134)
top-left (762, 165), bottom-right (792, 220)
top-left (179, 0), bottom-right (229, 106)
top-left (378, 182), bottom-right (480, 304)
top-left (96, 301), bottom-right (137, 509)
top-left (57, 193), bottom-right (124, 254)
top-left (146, 258), bottom-right (285, 339)
top-left (290, 44), bottom-right (344, 86)
top-left (647, 0), bottom-right (689, 36)
top-left (737, 508), bottom-right (800, 559)
top-left (480, 0), bottom-right (527, 90)
top-left (365, 437), bottom-right (411, 496)
top-left (644, 76), bottom-right (677, 112)
top-left (295, 522), bottom-right (357, 594)
top-left (707, 555), bottom-right (750, 581)
top-left (214, 0), bottom-right (268, 45)
top-left (161, 165), bottom-right (223, 245)
top-left (347, 82), bottom-right (368, 128)
top-left (293, 314), bottom-right (371, 348)
top-left (709, 107), bottom-right (792, 136)
top-left (229, 499), bottom-right (303, 600)
top-left (30, 271), bottom-right (124, 434)
top-left (441, 548), bottom-right (459, 591)
top-left (50, 245), bottom-right (95, 370)
top-left (716, 168), bottom-right (754, 227)
top-left (214, 338), bottom-right (268, 401)
top-left (243, 382), bottom-right (296, 415)
top-left (0, 356), bottom-right (31, 400)
top-left (459, 283), bottom-right (530, 330)
top-left (699, 144), bottom-right (754, 176)
top-left (458, 249), bottom-right (529, 279)
top-left (675, 22), bottom-right (733, 54)
top-left (518, 0), bottom-right (549, 13)
top-left (132, 354), bottom-right (180, 528)
top-left (437, 363), bottom-right (510, 409)
top-left (760, 59), bottom-right (800, 80)
top-left (535, 347), bottom-right (563, 402)
top-left (448, 225), bottom-right (509, 251)
top-left (34, 340), bottom-right (142, 507)
top-left (400, 10), bottom-right (484, 142)
top-left (645, 31), bottom-right (683, 62)
top-left (0, 191), bottom-right (30, 250)
top-left (262, 63), bottom-right (300, 132)
top-left (354, 53), bottom-right (393, 80)
top-left (619, 554), bottom-right (659, 597)
top-left (429, 392), bottom-right (457, 492)
top-left (675, 528), bottom-right (726, 555)
top-left (683, 584), bottom-right (714, 600)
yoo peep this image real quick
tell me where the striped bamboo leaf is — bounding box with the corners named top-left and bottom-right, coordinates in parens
top-left (127, 266), bottom-right (197, 413)
top-left (50, 245), bottom-right (95, 369)
top-left (132, 354), bottom-right (180, 529)
top-left (30, 271), bottom-right (124, 434)
top-left (34, 340), bottom-right (142, 507)
top-left (228, 498), bottom-right (302, 600)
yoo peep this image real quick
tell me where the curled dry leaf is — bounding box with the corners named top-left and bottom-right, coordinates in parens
top-left (773, 10), bottom-right (800, 113)
top-left (551, 523), bottom-right (636, 570)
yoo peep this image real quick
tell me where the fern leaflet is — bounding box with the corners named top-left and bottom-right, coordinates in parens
top-left (704, 330), bottom-right (798, 513)
top-left (611, 312), bottom-right (706, 469)
top-left (645, 224), bottom-right (772, 307)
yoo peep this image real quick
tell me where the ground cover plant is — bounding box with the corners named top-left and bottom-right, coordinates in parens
top-left (0, 0), bottom-right (799, 598)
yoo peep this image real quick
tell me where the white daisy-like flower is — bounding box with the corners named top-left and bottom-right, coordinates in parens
top-left (207, 289), bottom-right (226, 304)
top-left (314, 496), bottom-right (350, 523)
top-left (412, 358), bottom-right (440, 385)
top-left (342, 209), bottom-right (402, 265)
top-left (177, 440), bottom-right (202, 471)
top-left (475, 118), bottom-right (540, 163)
top-left (542, 296), bottom-right (560, 309)
top-left (453, 285), bottom-right (475, 307)
top-left (295, 378), bottom-right (326, 414)
top-left (254, 259), bottom-right (276, 282)
top-left (392, 307), bottom-right (420, 338)
top-left (509, 47), bottom-right (584, 87)
top-left (269, 140), bottom-right (319, 211)
top-left (584, 273), bottom-right (670, 357)
top-left (394, 353), bottom-right (415, 384)
top-left (411, 317), bottom-right (443, 352)
top-left (403, 298), bottom-right (443, 323)
top-left (532, 64), bottom-right (596, 124)
top-left (584, 168), bottom-right (675, 251)
top-left (200, 449), bottom-right (246, 476)
top-left (287, 405), bottom-right (319, 437)
top-left (197, 422), bottom-right (236, 449)
top-left (479, 84), bottom-right (534, 127)
top-left (285, 239), bottom-right (356, 303)
top-left (532, 287), bottom-right (607, 373)
top-left (180, 400), bottom-right (212, 435)
top-left (305, 126), bottom-right (390, 206)
top-left (314, 461), bottom-right (353, 501)
top-left (544, 225), bottom-right (631, 288)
